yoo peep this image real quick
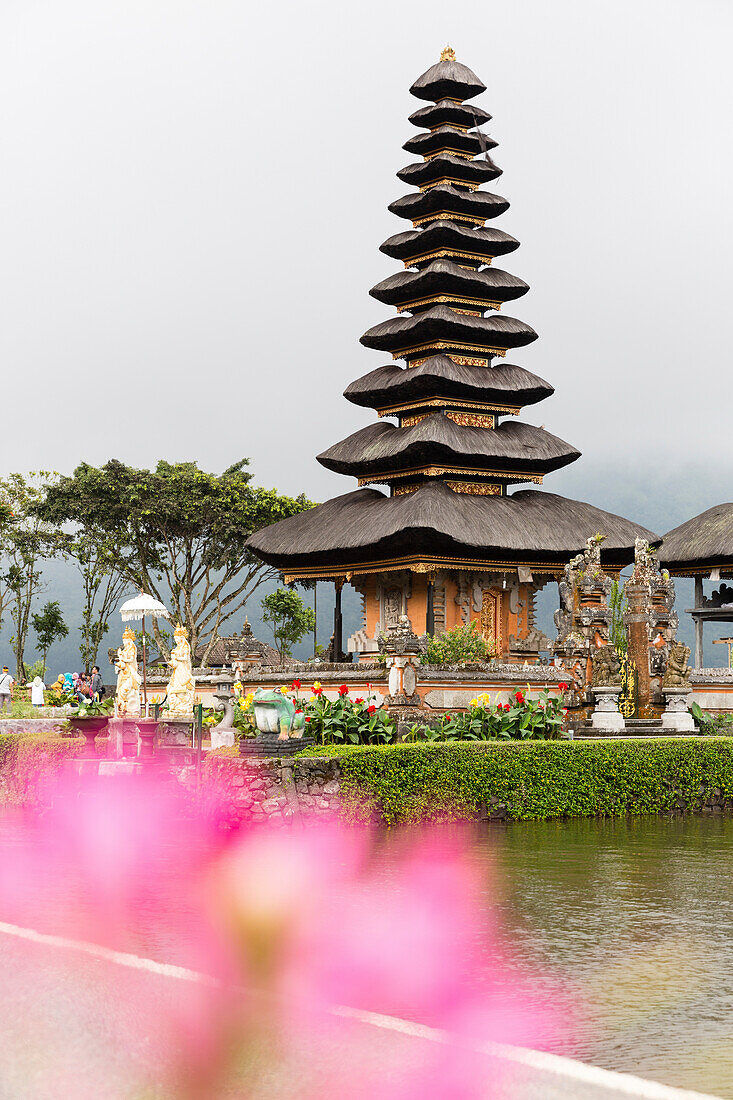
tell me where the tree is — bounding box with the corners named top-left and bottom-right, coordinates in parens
top-left (261, 588), bottom-right (316, 664)
top-left (609, 577), bottom-right (628, 654)
top-left (39, 459), bottom-right (313, 666)
top-left (31, 601), bottom-right (68, 677)
top-left (66, 529), bottom-right (129, 673)
top-left (0, 473), bottom-right (65, 678)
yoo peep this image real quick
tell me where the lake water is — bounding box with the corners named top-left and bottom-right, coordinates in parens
top-left (1, 807), bottom-right (732, 1098)
top-left (457, 814), bottom-right (733, 1098)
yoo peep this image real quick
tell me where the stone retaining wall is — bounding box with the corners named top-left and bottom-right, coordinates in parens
top-left (203, 754), bottom-right (343, 825)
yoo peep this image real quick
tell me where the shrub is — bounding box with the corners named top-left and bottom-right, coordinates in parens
top-left (424, 621), bottom-right (491, 665)
top-left (296, 738), bottom-right (733, 825)
top-left (304, 685), bottom-right (396, 745)
top-left (417, 687), bottom-right (567, 741)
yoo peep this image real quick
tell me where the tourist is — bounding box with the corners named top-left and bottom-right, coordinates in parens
top-left (76, 674), bottom-right (91, 703)
top-left (28, 676), bottom-right (45, 708)
top-left (90, 665), bottom-right (104, 700)
top-left (0, 667), bottom-right (14, 713)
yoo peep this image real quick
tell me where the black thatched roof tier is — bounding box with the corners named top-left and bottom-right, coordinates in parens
top-left (360, 305), bottom-right (537, 355)
top-left (397, 154), bottom-right (500, 189)
top-left (403, 127), bottom-right (497, 158)
top-left (389, 185), bottom-right (508, 225)
top-left (409, 99), bottom-right (491, 129)
top-left (381, 221), bottom-right (520, 266)
top-left (343, 357), bottom-right (554, 411)
top-left (369, 261), bottom-right (528, 311)
top-left (246, 483), bottom-right (658, 573)
top-left (660, 504), bottom-right (733, 574)
top-left (317, 416), bottom-right (579, 479)
top-left (410, 55), bottom-right (486, 103)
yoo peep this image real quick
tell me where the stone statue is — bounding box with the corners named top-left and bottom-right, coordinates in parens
top-left (251, 688), bottom-right (305, 739)
top-left (115, 627), bottom-right (142, 716)
top-left (166, 623), bottom-right (196, 717)
top-left (630, 537), bottom-right (657, 587)
top-left (591, 645), bottom-right (622, 688)
top-left (663, 642), bottom-right (691, 688)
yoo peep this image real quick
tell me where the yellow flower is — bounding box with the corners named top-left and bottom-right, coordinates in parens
top-left (280, 685), bottom-right (289, 695)
top-left (313, 681), bottom-right (322, 691)
top-left (470, 698), bottom-right (478, 707)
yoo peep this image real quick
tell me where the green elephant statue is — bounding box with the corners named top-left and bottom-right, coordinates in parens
top-left (252, 688), bottom-right (306, 740)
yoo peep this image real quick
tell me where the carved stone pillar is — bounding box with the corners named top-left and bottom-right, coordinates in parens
top-left (624, 584), bottom-right (652, 713)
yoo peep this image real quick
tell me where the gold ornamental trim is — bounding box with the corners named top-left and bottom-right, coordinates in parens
top-left (447, 481), bottom-right (503, 495)
top-left (400, 411), bottom-right (495, 428)
top-left (440, 46), bottom-right (456, 62)
top-left (282, 554), bottom-right (570, 583)
top-left (419, 179), bottom-right (479, 192)
top-left (423, 148), bottom-right (475, 161)
top-left (411, 212), bottom-right (487, 228)
top-left (395, 340), bottom-right (506, 360)
top-left (377, 397), bottom-right (521, 418)
top-left (404, 250), bottom-right (492, 268)
top-left (429, 123), bottom-right (468, 134)
top-left (357, 465), bottom-right (544, 486)
top-left (396, 294), bottom-right (499, 313)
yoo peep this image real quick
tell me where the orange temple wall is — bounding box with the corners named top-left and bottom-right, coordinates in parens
top-left (353, 572), bottom-right (540, 660)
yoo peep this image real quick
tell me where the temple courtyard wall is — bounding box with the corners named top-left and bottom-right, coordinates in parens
top-left (146, 665), bottom-right (733, 715)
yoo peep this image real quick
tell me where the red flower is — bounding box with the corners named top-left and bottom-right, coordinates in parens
top-left (367, 705), bottom-right (376, 715)
top-left (304, 715), bottom-right (311, 722)
top-left (291, 678), bottom-right (301, 691)
top-left (353, 697), bottom-right (364, 704)
top-left (295, 708), bottom-right (303, 714)
top-left (558, 682), bottom-right (569, 692)
top-left (514, 691), bottom-right (525, 705)
top-left (338, 685), bottom-right (349, 696)
top-left (312, 685), bottom-right (323, 696)
top-left (503, 703), bottom-right (511, 712)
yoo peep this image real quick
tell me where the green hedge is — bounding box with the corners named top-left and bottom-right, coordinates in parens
top-left (297, 738), bottom-right (733, 825)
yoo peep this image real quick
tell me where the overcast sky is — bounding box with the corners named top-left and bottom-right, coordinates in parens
top-left (1, 0), bottom-right (731, 537)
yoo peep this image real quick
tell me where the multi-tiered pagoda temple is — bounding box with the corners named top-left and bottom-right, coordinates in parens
top-left (248, 49), bottom-right (656, 661)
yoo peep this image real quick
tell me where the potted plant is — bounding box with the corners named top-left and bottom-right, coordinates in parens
top-left (68, 696), bottom-right (114, 754)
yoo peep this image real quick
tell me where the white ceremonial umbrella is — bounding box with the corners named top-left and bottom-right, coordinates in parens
top-left (119, 591), bottom-right (171, 711)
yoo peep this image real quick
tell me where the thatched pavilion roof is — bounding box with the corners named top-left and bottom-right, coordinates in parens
top-left (408, 99), bottom-right (491, 129)
top-left (317, 416), bottom-right (579, 480)
top-left (389, 184), bottom-right (509, 224)
top-left (246, 483), bottom-right (658, 576)
top-left (660, 503), bottom-right (733, 575)
top-left (369, 261), bottom-right (528, 310)
top-left (380, 221), bottom-right (520, 265)
top-left (409, 55), bottom-right (486, 102)
top-left (343, 357), bottom-right (553, 411)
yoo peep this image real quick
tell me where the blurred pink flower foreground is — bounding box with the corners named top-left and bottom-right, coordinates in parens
top-left (0, 768), bottom-right (554, 1098)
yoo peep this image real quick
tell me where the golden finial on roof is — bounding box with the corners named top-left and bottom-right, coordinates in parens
top-left (440, 46), bottom-right (456, 63)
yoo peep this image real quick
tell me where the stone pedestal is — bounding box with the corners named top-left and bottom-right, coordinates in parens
top-left (661, 687), bottom-right (695, 732)
top-left (590, 687), bottom-right (625, 732)
top-left (239, 731), bottom-right (313, 757)
top-left (158, 717), bottom-right (194, 747)
top-left (211, 727), bottom-right (236, 749)
top-left (108, 717), bottom-right (140, 759)
top-left (212, 682), bottom-right (237, 749)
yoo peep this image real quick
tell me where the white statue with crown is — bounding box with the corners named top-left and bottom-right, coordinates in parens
top-left (166, 623), bottom-right (196, 718)
top-left (115, 626), bottom-right (142, 717)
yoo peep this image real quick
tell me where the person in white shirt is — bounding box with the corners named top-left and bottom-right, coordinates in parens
top-left (0, 667), bottom-right (14, 713)
top-left (28, 676), bottom-right (45, 708)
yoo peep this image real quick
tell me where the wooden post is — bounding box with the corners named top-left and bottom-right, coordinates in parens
top-left (334, 580), bottom-right (343, 662)
top-left (694, 576), bottom-right (704, 668)
top-left (426, 578), bottom-right (435, 636)
top-left (141, 613), bottom-right (148, 715)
